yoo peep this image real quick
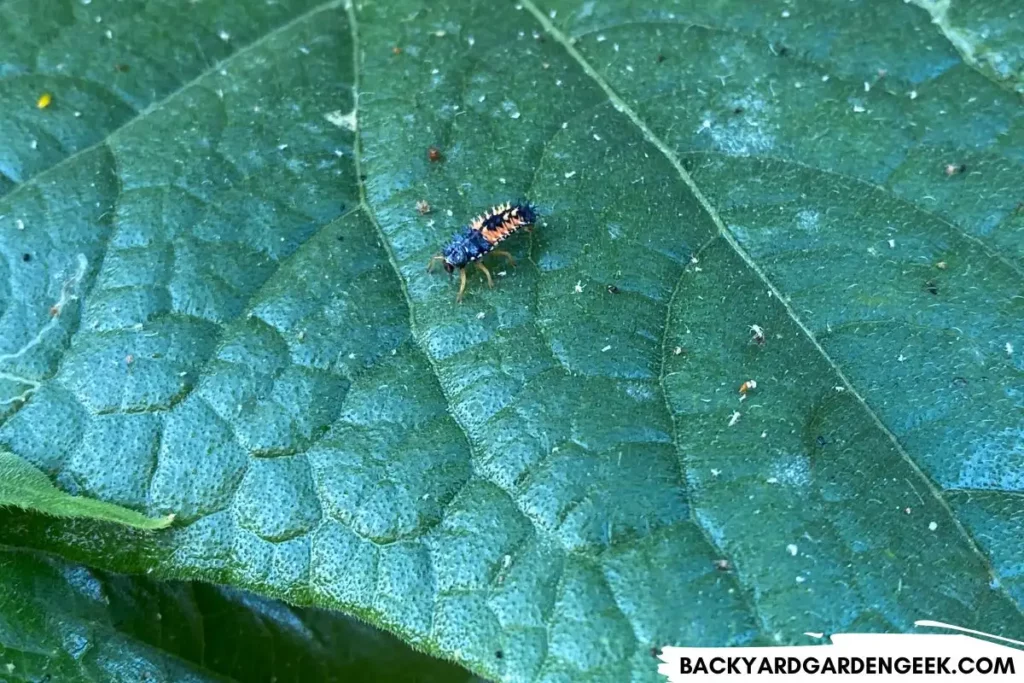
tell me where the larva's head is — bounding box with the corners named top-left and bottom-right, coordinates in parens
top-left (442, 240), bottom-right (468, 270)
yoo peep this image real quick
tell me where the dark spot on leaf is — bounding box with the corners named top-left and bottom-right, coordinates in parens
top-left (359, 174), bottom-right (367, 181)
top-left (775, 44), bottom-right (790, 56)
top-left (495, 650), bottom-right (503, 659)
top-left (392, 46), bottom-right (402, 55)
top-left (733, 107), bottom-right (744, 115)
top-left (952, 376), bottom-right (969, 388)
top-left (22, 253), bottom-right (31, 262)
top-left (713, 558), bottom-right (731, 571)
top-left (656, 54), bottom-right (666, 63)
top-left (338, 203), bottom-right (346, 212)
top-left (925, 280), bottom-right (938, 295)
top-left (607, 284), bottom-right (619, 294)
top-left (114, 63), bottom-right (130, 72)
top-left (651, 646), bottom-right (663, 658)
top-left (816, 435), bottom-right (829, 447)
top-left (428, 146), bottom-right (442, 162)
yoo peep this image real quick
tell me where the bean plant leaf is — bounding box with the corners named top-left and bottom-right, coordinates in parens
top-left (0, 546), bottom-right (480, 682)
top-left (0, 449), bottom-right (173, 529)
top-left (0, 0), bottom-right (1022, 681)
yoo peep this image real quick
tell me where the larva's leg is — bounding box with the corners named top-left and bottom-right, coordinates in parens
top-left (456, 268), bottom-right (468, 303)
top-left (490, 250), bottom-right (516, 267)
top-left (427, 255), bottom-right (446, 272)
top-left (475, 262), bottom-right (494, 288)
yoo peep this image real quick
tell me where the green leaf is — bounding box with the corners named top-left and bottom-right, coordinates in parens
top-left (908, 0), bottom-right (1024, 95)
top-left (1, 0), bottom-right (1022, 681)
top-left (0, 449), bottom-right (173, 529)
top-left (0, 545), bottom-right (479, 682)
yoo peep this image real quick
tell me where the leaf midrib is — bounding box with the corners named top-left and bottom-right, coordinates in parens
top-left (514, 0), bottom-right (1019, 619)
top-left (547, 17), bottom-right (1024, 283)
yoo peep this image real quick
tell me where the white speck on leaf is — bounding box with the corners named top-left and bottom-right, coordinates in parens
top-left (728, 411), bottom-right (741, 427)
top-left (325, 110), bottom-right (357, 131)
top-left (467, 35), bottom-right (475, 47)
top-left (593, 133), bottom-right (602, 141)
top-left (1006, 342), bottom-right (1014, 356)
top-left (796, 576), bottom-right (806, 583)
top-left (15, 219), bottom-right (25, 230)
top-left (898, 354), bottom-right (907, 362)
top-left (822, 75), bottom-right (830, 82)
top-left (864, 81), bottom-right (871, 92)
top-left (601, 345), bottom-right (612, 352)
top-left (476, 312), bottom-right (485, 320)
top-left (909, 90), bottom-right (918, 100)
top-left (888, 239), bottom-right (895, 248)
top-left (218, 30), bottom-right (230, 41)
top-left (574, 281), bottom-right (584, 294)
top-left (787, 544), bottom-right (798, 556)
top-left (564, 171), bottom-right (576, 179)
top-left (929, 521), bottom-right (938, 531)
top-left (852, 104), bottom-right (866, 113)
top-left (711, 469), bottom-right (721, 477)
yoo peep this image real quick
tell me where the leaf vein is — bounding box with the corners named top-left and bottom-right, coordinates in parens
top-left (520, 0), bottom-right (1022, 622)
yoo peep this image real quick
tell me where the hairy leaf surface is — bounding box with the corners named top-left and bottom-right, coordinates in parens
top-left (0, 0), bottom-right (1021, 680)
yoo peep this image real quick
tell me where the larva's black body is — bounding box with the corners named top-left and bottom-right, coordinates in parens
top-left (441, 226), bottom-right (493, 270)
top-left (428, 201), bottom-right (538, 302)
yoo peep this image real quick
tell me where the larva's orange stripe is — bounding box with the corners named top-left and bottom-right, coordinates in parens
top-left (483, 216), bottom-right (526, 244)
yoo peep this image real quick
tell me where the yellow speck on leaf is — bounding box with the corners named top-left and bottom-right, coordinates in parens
top-left (37, 93), bottom-right (53, 109)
